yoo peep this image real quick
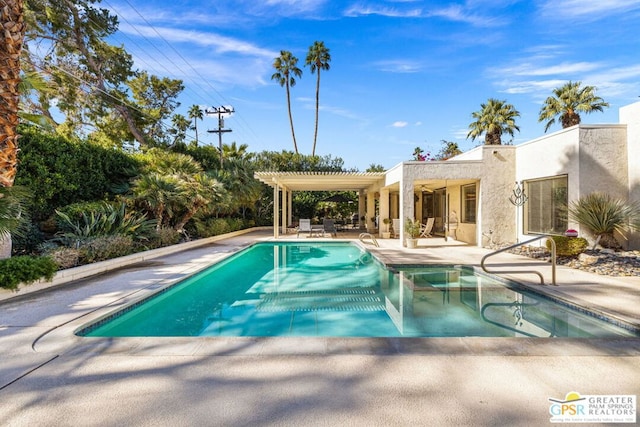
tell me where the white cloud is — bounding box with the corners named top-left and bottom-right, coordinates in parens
top-left (392, 121), bottom-right (409, 127)
top-left (539, 0), bottom-right (640, 19)
top-left (497, 61), bottom-right (602, 77)
top-left (120, 24), bottom-right (277, 59)
top-left (343, 5), bottom-right (422, 18)
top-left (427, 4), bottom-right (505, 27)
top-left (373, 59), bottom-right (423, 73)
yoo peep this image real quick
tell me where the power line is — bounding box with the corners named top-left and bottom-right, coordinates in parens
top-left (29, 56), bottom-right (200, 146)
top-left (110, 0), bottom-right (262, 146)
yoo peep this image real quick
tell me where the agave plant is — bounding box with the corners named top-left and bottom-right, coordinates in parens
top-left (568, 192), bottom-right (640, 249)
top-left (55, 202), bottom-right (155, 245)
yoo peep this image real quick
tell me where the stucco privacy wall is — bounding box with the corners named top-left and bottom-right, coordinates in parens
top-left (620, 101), bottom-right (640, 249)
top-left (478, 145), bottom-right (517, 247)
top-left (578, 126), bottom-right (628, 197)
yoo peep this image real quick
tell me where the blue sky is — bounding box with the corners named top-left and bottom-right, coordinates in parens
top-left (105, 0), bottom-right (640, 170)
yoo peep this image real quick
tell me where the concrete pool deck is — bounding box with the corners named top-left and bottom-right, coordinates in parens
top-left (1, 229), bottom-right (639, 426)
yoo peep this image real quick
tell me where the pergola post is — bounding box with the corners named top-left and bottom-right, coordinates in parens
top-left (281, 185), bottom-right (288, 235)
top-left (358, 190), bottom-right (365, 229)
top-left (273, 180), bottom-right (280, 238)
top-left (379, 188), bottom-right (390, 237)
top-left (366, 192), bottom-right (375, 231)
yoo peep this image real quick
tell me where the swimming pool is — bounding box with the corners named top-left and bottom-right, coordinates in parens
top-left (78, 242), bottom-right (638, 338)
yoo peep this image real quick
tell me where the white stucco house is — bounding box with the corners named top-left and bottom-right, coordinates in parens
top-left (256, 101), bottom-right (640, 250)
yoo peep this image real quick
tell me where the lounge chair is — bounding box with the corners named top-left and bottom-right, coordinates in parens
top-left (323, 219), bottom-right (337, 237)
top-left (419, 217), bottom-right (435, 238)
top-left (297, 219), bottom-right (312, 237)
top-left (391, 218), bottom-right (400, 238)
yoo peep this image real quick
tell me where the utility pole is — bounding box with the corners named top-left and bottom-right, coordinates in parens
top-left (206, 106), bottom-right (234, 168)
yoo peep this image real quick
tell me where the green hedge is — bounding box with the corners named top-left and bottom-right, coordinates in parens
top-left (15, 127), bottom-right (140, 220)
top-left (0, 256), bottom-right (58, 291)
top-left (546, 236), bottom-right (588, 256)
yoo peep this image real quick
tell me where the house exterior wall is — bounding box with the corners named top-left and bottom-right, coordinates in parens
top-left (514, 124), bottom-right (631, 247)
top-left (388, 103), bottom-right (639, 249)
top-left (620, 101), bottom-right (640, 249)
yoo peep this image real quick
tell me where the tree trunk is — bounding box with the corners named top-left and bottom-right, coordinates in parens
top-left (0, 233), bottom-right (11, 259)
top-left (0, 0), bottom-right (25, 260)
top-left (312, 70), bottom-right (320, 156)
top-left (285, 83), bottom-right (298, 154)
top-left (0, 0), bottom-right (24, 188)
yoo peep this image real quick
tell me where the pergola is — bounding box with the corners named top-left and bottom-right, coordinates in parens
top-left (254, 171), bottom-right (386, 237)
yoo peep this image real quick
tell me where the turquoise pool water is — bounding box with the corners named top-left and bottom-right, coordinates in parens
top-left (79, 242), bottom-right (638, 338)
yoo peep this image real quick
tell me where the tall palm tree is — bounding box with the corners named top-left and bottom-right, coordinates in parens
top-left (0, 0), bottom-right (25, 258)
top-left (538, 81), bottom-right (609, 132)
top-left (271, 50), bottom-right (302, 154)
top-left (467, 98), bottom-right (520, 145)
top-left (305, 41), bottom-right (331, 156)
top-left (188, 105), bottom-right (204, 146)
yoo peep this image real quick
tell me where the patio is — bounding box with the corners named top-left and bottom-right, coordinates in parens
top-left (1, 229), bottom-right (639, 425)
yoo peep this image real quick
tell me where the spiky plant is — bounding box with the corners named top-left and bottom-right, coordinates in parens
top-left (568, 192), bottom-right (640, 249)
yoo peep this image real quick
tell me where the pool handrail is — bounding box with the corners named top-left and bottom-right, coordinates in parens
top-left (358, 232), bottom-right (379, 247)
top-left (480, 235), bottom-right (556, 286)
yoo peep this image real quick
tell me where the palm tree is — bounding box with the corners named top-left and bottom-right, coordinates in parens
top-left (305, 41), bottom-right (331, 156)
top-left (271, 50), bottom-right (302, 154)
top-left (132, 173), bottom-right (180, 231)
top-left (467, 98), bottom-right (520, 145)
top-left (222, 142), bottom-right (252, 160)
top-left (0, 0), bottom-right (26, 258)
top-left (188, 105), bottom-right (204, 146)
top-left (169, 114), bottom-right (190, 147)
top-left (538, 81), bottom-right (609, 132)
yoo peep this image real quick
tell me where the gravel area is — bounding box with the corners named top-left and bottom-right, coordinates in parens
top-left (509, 246), bottom-right (640, 277)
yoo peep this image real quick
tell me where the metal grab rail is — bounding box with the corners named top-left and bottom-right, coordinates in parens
top-left (358, 233), bottom-right (379, 247)
top-left (481, 235), bottom-right (556, 286)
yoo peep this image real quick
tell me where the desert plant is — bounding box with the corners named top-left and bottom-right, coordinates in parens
top-left (55, 202), bottom-right (155, 245)
top-left (568, 192), bottom-right (640, 249)
top-left (546, 236), bottom-right (588, 256)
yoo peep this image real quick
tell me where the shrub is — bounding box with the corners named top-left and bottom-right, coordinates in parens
top-left (79, 235), bottom-right (135, 264)
top-left (15, 126), bottom-right (140, 220)
top-left (11, 220), bottom-right (46, 256)
top-left (0, 256), bottom-right (58, 291)
top-left (46, 247), bottom-right (81, 269)
top-left (148, 227), bottom-right (182, 248)
top-left (546, 236), bottom-right (588, 256)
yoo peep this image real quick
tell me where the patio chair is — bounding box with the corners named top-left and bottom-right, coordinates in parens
top-left (391, 218), bottom-right (400, 238)
top-left (323, 219), bottom-right (337, 237)
top-left (419, 217), bottom-right (435, 238)
top-left (297, 219), bottom-right (312, 237)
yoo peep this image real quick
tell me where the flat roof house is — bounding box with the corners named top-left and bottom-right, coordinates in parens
top-left (257, 101), bottom-right (640, 250)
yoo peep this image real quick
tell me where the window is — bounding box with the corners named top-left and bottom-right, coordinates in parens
top-left (461, 184), bottom-right (476, 223)
top-left (524, 176), bottom-right (568, 235)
